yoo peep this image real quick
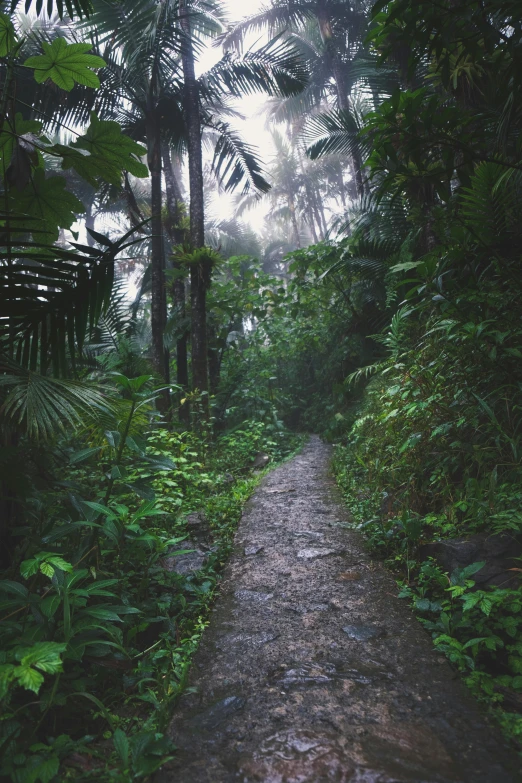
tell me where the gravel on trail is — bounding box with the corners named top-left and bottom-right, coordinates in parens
top-left (157, 436), bottom-right (521, 783)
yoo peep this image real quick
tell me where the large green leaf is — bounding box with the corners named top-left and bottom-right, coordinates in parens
top-left (14, 665), bottom-right (44, 693)
top-left (18, 642), bottom-right (67, 673)
top-left (8, 168), bottom-right (84, 240)
top-left (304, 109), bottom-right (369, 160)
top-left (203, 38), bottom-right (308, 100)
top-left (24, 37), bottom-right (105, 91)
top-left (0, 14), bottom-right (16, 56)
top-left (57, 113), bottom-right (148, 185)
top-left (0, 113), bottom-right (42, 182)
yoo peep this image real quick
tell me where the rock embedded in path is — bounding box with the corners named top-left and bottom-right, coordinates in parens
top-left (215, 631), bottom-right (279, 650)
top-left (342, 624), bottom-right (385, 642)
top-left (244, 544), bottom-right (264, 556)
top-left (184, 510), bottom-right (212, 547)
top-left (297, 546), bottom-right (341, 560)
top-left (293, 530), bottom-right (324, 539)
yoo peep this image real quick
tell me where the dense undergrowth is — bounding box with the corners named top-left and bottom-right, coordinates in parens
top-left (0, 380), bottom-right (300, 781)
top-left (333, 285), bottom-right (522, 746)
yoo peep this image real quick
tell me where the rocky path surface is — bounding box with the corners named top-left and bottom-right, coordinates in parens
top-left (158, 437), bottom-right (520, 783)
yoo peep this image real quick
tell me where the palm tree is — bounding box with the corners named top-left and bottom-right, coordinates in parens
top-left (220, 0), bottom-right (373, 197)
top-left (51, 0), bottom-right (306, 417)
top-left (179, 0), bottom-right (211, 413)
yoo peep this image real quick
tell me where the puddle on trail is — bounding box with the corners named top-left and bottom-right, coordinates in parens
top-left (270, 660), bottom-right (375, 690)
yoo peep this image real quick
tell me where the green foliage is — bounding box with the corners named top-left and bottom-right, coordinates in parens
top-left (9, 168), bottom-right (84, 240)
top-left (214, 241), bottom-right (388, 437)
top-left (24, 38), bottom-right (105, 91)
top-left (0, 14), bottom-right (16, 57)
top-left (0, 286), bottom-right (303, 783)
top-left (60, 114), bottom-right (148, 185)
top-left (0, 366), bottom-right (296, 779)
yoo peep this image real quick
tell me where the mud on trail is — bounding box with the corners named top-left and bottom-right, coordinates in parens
top-left (158, 437), bottom-right (520, 783)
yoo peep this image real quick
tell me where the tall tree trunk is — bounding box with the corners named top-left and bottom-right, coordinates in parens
top-left (207, 323), bottom-right (222, 397)
top-left (180, 0), bottom-right (210, 417)
top-left (313, 200), bottom-right (324, 240)
top-left (309, 188), bottom-right (325, 240)
top-left (336, 162), bottom-right (347, 208)
top-left (147, 114), bottom-right (170, 412)
top-left (162, 143), bottom-right (190, 424)
top-left (288, 193), bottom-right (301, 248)
top-left (314, 189), bottom-right (328, 237)
top-left (307, 206), bottom-right (319, 243)
top-left (298, 154), bottom-right (320, 243)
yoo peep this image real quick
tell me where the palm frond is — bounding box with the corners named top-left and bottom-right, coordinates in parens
top-left (304, 108), bottom-right (369, 160)
top-left (208, 120), bottom-right (270, 194)
top-left (11, 0), bottom-right (92, 19)
top-left (0, 216), bottom-right (144, 375)
top-left (0, 356), bottom-right (112, 440)
top-left (202, 36), bottom-right (308, 100)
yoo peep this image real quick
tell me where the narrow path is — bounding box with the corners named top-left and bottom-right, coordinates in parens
top-left (159, 437), bottom-right (520, 782)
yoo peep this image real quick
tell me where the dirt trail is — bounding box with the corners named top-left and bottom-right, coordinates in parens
top-left (158, 436), bottom-right (520, 782)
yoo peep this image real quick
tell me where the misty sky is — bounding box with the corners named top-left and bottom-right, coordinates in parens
top-left (200, 0), bottom-right (276, 232)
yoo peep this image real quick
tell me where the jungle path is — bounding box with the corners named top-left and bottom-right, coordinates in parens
top-left (158, 436), bottom-right (520, 783)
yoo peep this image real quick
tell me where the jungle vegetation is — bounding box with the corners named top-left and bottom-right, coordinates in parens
top-left (1, 0), bottom-right (522, 778)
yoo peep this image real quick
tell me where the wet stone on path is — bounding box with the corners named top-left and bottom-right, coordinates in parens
top-left (297, 546), bottom-right (342, 560)
top-left (157, 436), bottom-right (520, 783)
top-left (342, 624), bottom-right (386, 642)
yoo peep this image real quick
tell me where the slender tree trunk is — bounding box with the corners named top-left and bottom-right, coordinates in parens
top-left (316, 193), bottom-right (328, 239)
top-left (313, 201), bottom-right (324, 240)
top-left (298, 154), bottom-right (320, 243)
top-left (310, 188), bottom-right (325, 240)
top-left (147, 115), bottom-right (170, 412)
top-left (288, 194), bottom-right (301, 248)
top-left (162, 143), bottom-right (190, 424)
top-left (308, 206), bottom-right (319, 243)
top-left (336, 162), bottom-right (347, 208)
top-left (161, 143), bottom-right (185, 231)
top-left (180, 0), bottom-right (210, 417)
top-left (207, 323), bottom-right (222, 397)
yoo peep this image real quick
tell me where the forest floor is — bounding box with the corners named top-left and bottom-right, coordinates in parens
top-left (157, 436), bottom-right (520, 783)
